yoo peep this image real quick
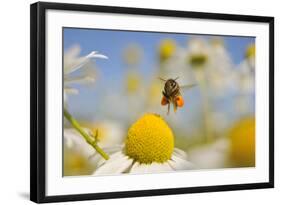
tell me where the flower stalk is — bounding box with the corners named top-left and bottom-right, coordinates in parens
top-left (64, 108), bottom-right (109, 160)
top-left (193, 68), bottom-right (213, 142)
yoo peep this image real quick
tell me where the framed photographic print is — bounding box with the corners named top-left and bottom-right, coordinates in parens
top-left (30, 2), bottom-right (274, 203)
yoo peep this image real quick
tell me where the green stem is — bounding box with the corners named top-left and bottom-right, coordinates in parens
top-left (194, 69), bottom-right (213, 142)
top-left (64, 108), bottom-right (109, 160)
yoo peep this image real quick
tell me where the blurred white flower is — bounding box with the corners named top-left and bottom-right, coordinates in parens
top-left (64, 128), bottom-right (96, 157)
top-left (234, 44), bottom-right (255, 114)
top-left (187, 138), bottom-right (230, 169)
top-left (236, 59), bottom-right (255, 94)
top-left (64, 128), bottom-right (96, 175)
top-left (64, 45), bottom-right (107, 102)
top-left (64, 121), bottom-right (125, 175)
top-left (86, 120), bottom-right (126, 147)
top-left (185, 37), bottom-right (238, 97)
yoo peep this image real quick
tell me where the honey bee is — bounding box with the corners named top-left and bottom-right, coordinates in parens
top-left (160, 77), bottom-right (195, 115)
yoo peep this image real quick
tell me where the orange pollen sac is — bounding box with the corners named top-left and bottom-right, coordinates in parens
top-left (161, 96), bottom-right (169, 106)
top-left (176, 96), bottom-right (184, 107)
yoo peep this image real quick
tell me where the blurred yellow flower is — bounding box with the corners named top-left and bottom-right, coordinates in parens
top-left (64, 128), bottom-right (97, 176)
top-left (64, 146), bottom-right (94, 176)
top-left (123, 44), bottom-right (143, 66)
top-left (159, 39), bottom-right (176, 62)
top-left (228, 117), bottom-right (255, 167)
top-left (93, 113), bottom-right (195, 175)
top-left (125, 72), bottom-right (141, 94)
top-left (245, 44), bottom-right (255, 59)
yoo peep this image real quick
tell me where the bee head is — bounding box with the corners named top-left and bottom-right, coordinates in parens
top-left (165, 79), bottom-right (178, 89)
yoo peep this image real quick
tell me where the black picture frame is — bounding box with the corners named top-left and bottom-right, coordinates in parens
top-left (30, 2), bottom-right (274, 203)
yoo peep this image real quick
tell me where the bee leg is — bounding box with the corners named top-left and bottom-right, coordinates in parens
top-left (173, 101), bottom-right (177, 113)
top-left (167, 103), bottom-right (170, 115)
top-left (162, 91), bottom-right (169, 99)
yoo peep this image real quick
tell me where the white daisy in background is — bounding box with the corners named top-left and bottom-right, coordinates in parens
top-left (236, 44), bottom-right (255, 94)
top-left (234, 44), bottom-right (255, 114)
top-left (185, 37), bottom-right (215, 141)
top-left (63, 45), bottom-right (108, 103)
top-left (93, 113), bottom-right (195, 175)
top-left (64, 128), bottom-right (96, 176)
top-left (207, 38), bottom-right (238, 97)
top-left (187, 137), bottom-right (230, 169)
top-left (186, 37), bottom-right (237, 97)
top-left (64, 121), bottom-right (125, 175)
top-left (184, 37), bottom-right (246, 142)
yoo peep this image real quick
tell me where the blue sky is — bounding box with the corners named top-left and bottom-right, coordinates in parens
top-left (64, 28), bottom-right (255, 121)
top-left (64, 28), bottom-right (255, 64)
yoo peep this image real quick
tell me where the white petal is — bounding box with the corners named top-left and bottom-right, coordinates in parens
top-left (130, 162), bottom-right (173, 174)
top-left (86, 51), bottom-right (108, 59)
top-left (173, 148), bottom-right (189, 160)
top-left (94, 152), bottom-right (133, 175)
top-left (65, 76), bottom-right (95, 84)
top-left (89, 145), bottom-right (124, 167)
top-left (64, 57), bottom-right (88, 75)
top-left (64, 87), bottom-right (79, 95)
top-left (169, 154), bottom-right (196, 170)
top-left (146, 162), bottom-right (173, 173)
top-left (64, 51), bottom-right (107, 75)
top-left (129, 162), bottom-right (148, 174)
top-left (64, 128), bottom-right (95, 157)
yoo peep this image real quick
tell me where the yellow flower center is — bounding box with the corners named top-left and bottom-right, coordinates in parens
top-left (64, 147), bottom-right (94, 176)
top-left (228, 117), bottom-right (255, 167)
top-left (189, 54), bottom-right (208, 68)
top-left (126, 72), bottom-right (141, 94)
top-left (159, 39), bottom-right (176, 62)
top-left (245, 44), bottom-right (255, 59)
top-left (125, 113), bottom-right (174, 164)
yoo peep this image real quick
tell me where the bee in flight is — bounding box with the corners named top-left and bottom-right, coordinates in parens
top-left (160, 77), bottom-right (195, 115)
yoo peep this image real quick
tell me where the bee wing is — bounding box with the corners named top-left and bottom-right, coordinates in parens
top-left (180, 84), bottom-right (197, 90)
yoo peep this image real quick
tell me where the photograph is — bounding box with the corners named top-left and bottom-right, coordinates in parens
top-left (63, 28), bottom-right (256, 177)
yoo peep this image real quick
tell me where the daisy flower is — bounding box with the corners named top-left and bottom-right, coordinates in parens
top-left (93, 113), bottom-right (195, 175)
top-left (64, 45), bottom-right (107, 102)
